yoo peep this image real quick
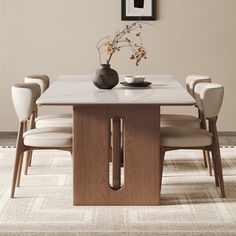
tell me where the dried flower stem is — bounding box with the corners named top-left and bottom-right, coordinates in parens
top-left (107, 52), bottom-right (114, 65)
top-left (96, 36), bottom-right (110, 64)
top-left (96, 22), bottom-right (149, 66)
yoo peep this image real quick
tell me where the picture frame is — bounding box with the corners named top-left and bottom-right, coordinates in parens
top-left (122, 0), bottom-right (156, 21)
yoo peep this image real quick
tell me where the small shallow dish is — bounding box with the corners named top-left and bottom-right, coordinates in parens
top-left (124, 75), bottom-right (145, 84)
top-left (120, 81), bottom-right (152, 88)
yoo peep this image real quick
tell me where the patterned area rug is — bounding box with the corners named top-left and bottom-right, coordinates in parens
top-left (0, 148), bottom-right (236, 236)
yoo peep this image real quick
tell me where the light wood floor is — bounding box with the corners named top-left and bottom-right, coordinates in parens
top-left (0, 132), bottom-right (236, 147)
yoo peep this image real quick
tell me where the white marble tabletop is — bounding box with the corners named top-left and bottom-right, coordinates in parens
top-left (37, 74), bottom-right (195, 106)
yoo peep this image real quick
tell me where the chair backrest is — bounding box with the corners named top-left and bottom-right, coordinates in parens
top-left (194, 82), bottom-right (224, 119)
top-left (11, 83), bottom-right (41, 122)
top-left (186, 75), bottom-right (211, 97)
top-left (24, 75), bottom-right (50, 94)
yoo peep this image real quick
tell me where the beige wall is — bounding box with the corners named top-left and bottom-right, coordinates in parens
top-left (0, 0), bottom-right (236, 131)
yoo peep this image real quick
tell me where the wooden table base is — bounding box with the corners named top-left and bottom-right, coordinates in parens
top-left (73, 105), bottom-right (161, 205)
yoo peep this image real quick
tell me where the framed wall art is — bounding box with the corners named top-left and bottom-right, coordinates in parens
top-left (122, 0), bottom-right (156, 21)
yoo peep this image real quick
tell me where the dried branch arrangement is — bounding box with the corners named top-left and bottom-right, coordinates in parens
top-left (97, 22), bottom-right (148, 66)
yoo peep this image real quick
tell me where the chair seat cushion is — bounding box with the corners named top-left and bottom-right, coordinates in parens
top-left (23, 127), bottom-right (72, 148)
top-left (161, 127), bottom-right (212, 147)
top-left (35, 114), bottom-right (72, 128)
top-left (161, 114), bottom-right (201, 128)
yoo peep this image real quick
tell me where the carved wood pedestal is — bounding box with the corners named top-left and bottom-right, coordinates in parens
top-left (73, 105), bottom-right (161, 205)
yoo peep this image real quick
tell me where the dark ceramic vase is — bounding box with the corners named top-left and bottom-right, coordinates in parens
top-left (93, 64), bottom-right (119, 89)
top-left (134, 0), bottom-right (144, 8)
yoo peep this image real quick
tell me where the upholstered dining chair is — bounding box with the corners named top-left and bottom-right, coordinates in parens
top-left (160, 82), bottom-right (225, 198)
top-left (24, 75), bottom-right (72, 128)
top-left (161, 75), bottom-right (211, 126)
top-left (11, 83), bottom-right (72, 198)
top-left (161, 75), bottom-right (212, 175)
top-left (24, 75), bottom-right (72, 175)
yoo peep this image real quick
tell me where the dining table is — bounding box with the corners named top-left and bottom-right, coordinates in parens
top-left (37, 74), bottom-right (195, 206)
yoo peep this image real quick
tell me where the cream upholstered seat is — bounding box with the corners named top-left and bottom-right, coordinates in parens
top-left (160, 114), bottom-right (201, 128)
top-left (35, 114), bottom-right (73, 128)
top-left (160, 82), bottom-right (225, 198)
top-left (160, 115), bottom-right (200, 128)
top-left (11, 83), bottom-right (72, 198)
top-left (23, 127), bottom-right (72, 147)
top-left (160, 127), bottom-right (212, 147)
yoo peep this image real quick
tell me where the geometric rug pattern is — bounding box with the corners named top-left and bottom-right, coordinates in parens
top-left (0, 148), bottom-right (236, 236)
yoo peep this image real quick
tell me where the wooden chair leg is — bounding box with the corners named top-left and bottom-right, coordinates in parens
top-left (16, 151), bottom-right (25, 187)
top-left (160, 149), bottom-right (165, 193)
top-left (208, 119), bottom-right (219, 187)
top-left (70, 150), bottom-right (73, 161)
top-left (11, 122), bottom-right (25, 198)
top-left (209, 118), bottom-right (225, 198)
top-left (27, 110), bottom-right (36, 168)
top-left (200, 111), bottom-right (212, 175)
top-left (11, 151), bottom-right (23, 198)
top-left (203, 150), bottom-right (208, 168)
top-left (204, 150), bottom-right (212, 176)
top-left (215, 146), bottom-right (225, 198)
top-left (211, 150), bottom-right (219, 188)
top-left (24, 150), bottom-right (33, 175)
top-left (28, 154), bottom-right (32, 167)
top-left (17, 121), bottom-right (28, 185)
top-left (211, 132), bottom-right (225, 197)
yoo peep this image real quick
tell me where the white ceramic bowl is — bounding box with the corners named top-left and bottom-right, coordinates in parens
top-left (124, 75), bottom-right (145, 84)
